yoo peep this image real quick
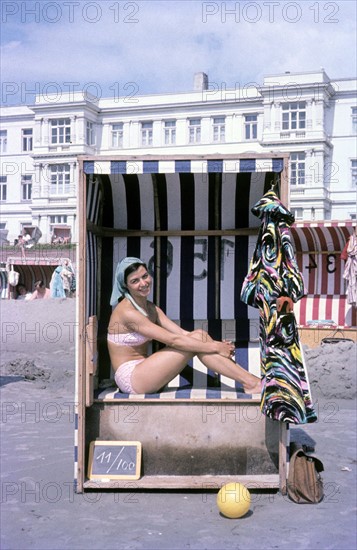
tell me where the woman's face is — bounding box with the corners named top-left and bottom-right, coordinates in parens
top-left (126, 265), bottom-right (152, 299)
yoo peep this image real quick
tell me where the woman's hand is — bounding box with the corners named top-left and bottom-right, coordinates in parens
top-left (216, 340), bottom-right (235, 359)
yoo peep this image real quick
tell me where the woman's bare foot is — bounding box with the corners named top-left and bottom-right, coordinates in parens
top-left (243, 378), bottom-right (262, 395)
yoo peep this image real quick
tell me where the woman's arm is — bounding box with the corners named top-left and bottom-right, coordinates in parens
top-left (122, 307), bottom-right (228, 356)
top-left (155, 306), bottom-right (190, 336)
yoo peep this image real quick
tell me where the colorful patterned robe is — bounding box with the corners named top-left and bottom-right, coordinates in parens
top-left (241, 191), bottom-right (317, 424)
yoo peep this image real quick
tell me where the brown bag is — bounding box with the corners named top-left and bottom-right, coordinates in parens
top-left (287, 446), bottom-right (324, 504)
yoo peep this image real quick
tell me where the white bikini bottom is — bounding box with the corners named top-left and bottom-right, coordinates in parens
top-left (114, 359), bottom-right (144, 393)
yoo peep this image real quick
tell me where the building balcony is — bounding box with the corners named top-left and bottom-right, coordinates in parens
top-left (261, 129), bottom-right (331, 146)
top-left (279, 131), bottom-right (306, 139)
top-left (48, 145), bottom-right (71, 152)
top-left (290, 185), bottom-right (331, 200)
top-left (0, 243), bottom-right (76, 265)
top-left (290, 187), bottom-right (305, 195)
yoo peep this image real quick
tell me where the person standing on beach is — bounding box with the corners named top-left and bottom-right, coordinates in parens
top-left (50, 259), bottom-right (75, 298)
top-left (60, 259), bottom-right (75, 298)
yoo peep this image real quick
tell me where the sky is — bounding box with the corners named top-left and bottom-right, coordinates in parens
top-left (1, 0), bottom-right (356, 105)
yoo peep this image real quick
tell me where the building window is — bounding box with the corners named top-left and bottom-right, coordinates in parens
top-left (0, 130), bottom-right (7, 153)
top-left (50, 164), bottom-right (70, 195)
top-left (111, 123), bottom-right (124, 148)
top-left (292, 207), bottom-right (304, 220)
top-left (351, 159), bottom-right (357, 186)
top-left (22, 129), bottom-right (33, 151)
top-left (86, 122), bottom-right (95, 146)
top-left (212, 117), bottom-right (225, 142)
top-left (352, 108), bottom-right (357, 134)
top-left (50, 118), bottom-right (71, 144)
top-left (50, 215), bottom-right (68, 224)
top-left (0, 176), bottom-right (7, 201)
top-left (189, 118), bottom-right (201, 143)
top-left (282, 102), bottom-right (306, 130)
top-left (141, 122), bottom-right (153, 146)
top-left (244, 114), bottom-right (258, 140)
top-left (164, 120), bottom-right (176, 145)
top-left (21, 175), bottom-right (32, 201)
top-left (290, 152), bottom-right (306, 185)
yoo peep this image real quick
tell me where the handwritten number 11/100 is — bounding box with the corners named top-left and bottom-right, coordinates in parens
top-left (96, 449), bottom-right (136, 474)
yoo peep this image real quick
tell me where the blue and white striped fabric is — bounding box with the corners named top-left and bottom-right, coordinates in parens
top-left (96, 385), bottom-right (259, 401)
top-left (83, 158), bottom-right (284, 177)
top-left (85, 158), bottom-right (284, 394)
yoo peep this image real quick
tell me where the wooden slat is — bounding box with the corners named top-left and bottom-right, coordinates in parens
top-left (83, 474), bottom-right (280, 490)
top-left (76, 159), bottom-right (87, 493)
top-left (280, 159), bottom-right (289, 206)
top-left (86, 222), bottom-right (259, 238)
top-left (85, 316), bottom-right (98, 407)
top-left (94, 397), bottom-right (260, 404)
top-left (279, 423), bottom-right (289, 495)
top-left (295, 250), bottom-right (342, 255)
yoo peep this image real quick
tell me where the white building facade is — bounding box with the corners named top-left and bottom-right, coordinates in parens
top-left (1, 70), bottom-right (356, 244)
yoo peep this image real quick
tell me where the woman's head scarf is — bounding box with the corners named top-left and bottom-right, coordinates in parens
top-left (110, 257), bottom-right (148, 316)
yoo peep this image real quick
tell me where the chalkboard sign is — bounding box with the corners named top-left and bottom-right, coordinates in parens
top-left (87, 441), bottom-right (142, 480)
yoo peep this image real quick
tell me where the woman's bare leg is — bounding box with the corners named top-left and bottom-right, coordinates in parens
top-left (189, 330), bottom-right (261, 393)
top-left (130, 329), bottom-right (261, 394)
top-left (197, 351), bottom-right (261, 393)
top-left (130, 348), bottom-right (194, 394)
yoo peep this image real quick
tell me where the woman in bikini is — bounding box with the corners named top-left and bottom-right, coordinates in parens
top-left (107, 257), bottom-right (261, 395)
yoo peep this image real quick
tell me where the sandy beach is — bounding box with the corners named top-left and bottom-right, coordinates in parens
top-left (1, 299), bottom-right (356, 550)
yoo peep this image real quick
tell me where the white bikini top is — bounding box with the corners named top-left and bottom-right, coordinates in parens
top-left (107, 332), bottom-right (150, 347)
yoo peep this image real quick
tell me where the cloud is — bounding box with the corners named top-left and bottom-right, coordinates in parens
top-left (1, 40), bottom-right (22, 51)
top-left (1, 0), bottom-right (356, 104)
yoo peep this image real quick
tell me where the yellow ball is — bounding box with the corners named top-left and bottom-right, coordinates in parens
top-left (216, 482), bottom-right (251, 518)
